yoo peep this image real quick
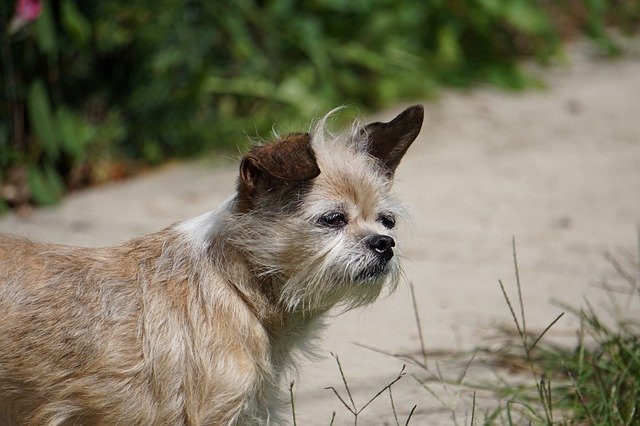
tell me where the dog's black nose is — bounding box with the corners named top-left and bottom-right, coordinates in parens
top-left (368, 234), bottom-right (395, 261)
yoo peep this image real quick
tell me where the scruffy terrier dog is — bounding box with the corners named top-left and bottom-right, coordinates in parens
top-left (0, 105), bottom-right (423, 424)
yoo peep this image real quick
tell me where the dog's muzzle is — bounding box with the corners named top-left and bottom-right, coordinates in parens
top-left (354, 234), bottom-right (396, 281)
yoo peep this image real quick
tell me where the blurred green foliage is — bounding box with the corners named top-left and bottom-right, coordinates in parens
top-left (1, 0), bottom-right (638, 208)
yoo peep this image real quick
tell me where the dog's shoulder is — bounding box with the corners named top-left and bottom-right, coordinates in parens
top-left (0, 233), bottom-right (38, 260)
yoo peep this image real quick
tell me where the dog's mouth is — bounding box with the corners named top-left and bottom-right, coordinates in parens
top-left (355, 261), bottom-right (390, 281)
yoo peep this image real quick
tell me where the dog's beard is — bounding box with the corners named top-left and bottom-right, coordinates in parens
top-left (228, 213), bottom-right (401, 315)
top-left (276, 233), bottom-right (401, 314)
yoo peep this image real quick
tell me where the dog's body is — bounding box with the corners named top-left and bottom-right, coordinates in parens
top-left (0, 106), bottom-right (423, 425)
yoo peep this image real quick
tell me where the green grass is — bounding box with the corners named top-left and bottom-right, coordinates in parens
top-left (484, 237), bottom-right (640, 425)
top-left (426, 237), bottom-right (640, 424)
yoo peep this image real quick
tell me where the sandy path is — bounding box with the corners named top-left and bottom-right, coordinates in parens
top-left (1, 47), bottom-right (639, 424)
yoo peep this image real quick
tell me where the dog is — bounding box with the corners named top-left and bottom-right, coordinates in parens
top-left (0, 105), bottom-right (423, 425)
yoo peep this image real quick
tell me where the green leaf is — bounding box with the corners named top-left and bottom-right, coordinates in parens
top-left (202, 76), bottom-right (309, 111)
top-left (484, 63), bottom-right (533, 90)
top-left (333, 42), bottom-right (388, 72)
top-left (437, 25), bottom-right (461, 65)
top-left (502, 0), bottom-right (549, 34)
top-left (34, 0), bottom-right (58, 57)
top-left (27, 80), bottom-right (60, 159)
top-left (56, 108), bottom-right (96, 159)
top-left (27, 164), bottom-right (64, 205)
top-left (61, 0), bottom-right (93, 46)
top-left (141, 139), bottom-right (164, 165)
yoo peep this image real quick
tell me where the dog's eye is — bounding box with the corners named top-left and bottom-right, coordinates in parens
top-left (318, 211), bottom-right (347, 228)
top-left (379, 214), bottom-right (396, 229)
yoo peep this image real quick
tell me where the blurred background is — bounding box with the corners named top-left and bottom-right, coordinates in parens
top-left (2, 2), bottom-right (640, 423)
top-left (1, 0), bottom-right (638, 212)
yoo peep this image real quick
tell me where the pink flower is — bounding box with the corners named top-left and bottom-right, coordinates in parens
top-left (8, 0), bottom-right (42, 35)
top-left (16, 0), bottom-right (43, 21)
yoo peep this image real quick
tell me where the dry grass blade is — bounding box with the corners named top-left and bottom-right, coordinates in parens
top-left (412, 374), bottom-right (455, 413)
top-left (359, 365), bottom-right (406, 413)
top-left (330, 352), bottom-right (357, 412)
top-left (324, 385), bottom-right (356, 416)
top-left (637, 226), bottom-right (640, 292)
top-left (470, 391), bottom-right (476, 425)
top-left (506, 398), bottom-right (516, 425)
top-left (409, 281), bottom-right (427, 365)
top-left (456, 351), bottom-right (477, 384)
top-left (351, 342), bottom-right (427, 370)
top-left (289, 381), bottom-right (297, 426)
top-left (606, 251), bottom-right (638, 290)
top-left (528, 312), bottom-right (565, 353)
top-left (498, 279), bottom-right (524, 347)
top-left (389, 387), bottom-right (400, 426)
top-left (405, 404), bottom-right (417, 425)
top-left (512, 237), bottom-right (528, 348)
top-left (566, 369), bottom-right (596, 425)
top-left (326, 354), bottom-right (411, 424)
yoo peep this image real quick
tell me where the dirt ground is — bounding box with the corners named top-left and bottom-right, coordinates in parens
top-left (1, 45), bottom-right (639, 424)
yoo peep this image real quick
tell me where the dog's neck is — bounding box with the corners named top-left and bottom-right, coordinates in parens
top-left (214, 244), bottom-right (328, 334)
top-left (176, 197), bottom-right (329, 341)
top-left (207, 238), bottom-right (328, 374)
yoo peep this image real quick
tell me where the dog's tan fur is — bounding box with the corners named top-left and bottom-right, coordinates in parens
top-left (0, 106), bottom-right (423, 425)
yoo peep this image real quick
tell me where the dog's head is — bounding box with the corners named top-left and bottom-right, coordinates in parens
top-left (233, 106), bottom-right (423, 313)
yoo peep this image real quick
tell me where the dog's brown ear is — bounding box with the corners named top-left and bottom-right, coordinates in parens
top-left (362, 105), bottom-right (423, 177)
top-left (238, 133), bottom-right (320, 210)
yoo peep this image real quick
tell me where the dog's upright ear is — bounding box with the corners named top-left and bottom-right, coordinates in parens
top-left (238, 133), bottom-right (320, 211)
top-left (362, 105), bottom-right (424, 178)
